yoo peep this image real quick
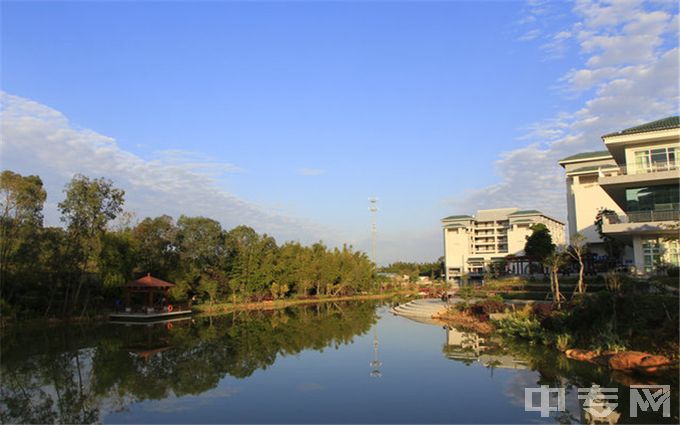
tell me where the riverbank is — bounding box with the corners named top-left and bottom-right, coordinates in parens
top-left (1, 290), bottom-right (418, 329)
top-left (434, 285), bottom-right (679, 382)
top-left (193, 290), bottom-right (417, 315)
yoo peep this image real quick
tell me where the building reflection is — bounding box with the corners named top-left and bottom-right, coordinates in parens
top-left (579, 385), bottom-right (621, 425)
top-left (443, 326), bottom-right (623, 424)
top-left (443, 326), bottom-right (529, 370)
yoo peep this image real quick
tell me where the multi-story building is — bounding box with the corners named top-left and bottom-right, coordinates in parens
top-left (441, 208), bottom-right (565, 282)
top-left (559, 116), bottom-right (679, 274)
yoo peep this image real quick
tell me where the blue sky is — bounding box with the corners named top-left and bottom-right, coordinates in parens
top-left (2, 1), bottom-right (678, 263)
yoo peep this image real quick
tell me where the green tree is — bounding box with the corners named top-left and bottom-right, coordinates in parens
top-left (58, 174), bottom-right (125, 315)
top-left (225, 225), bottom-right (261, 300)
top-left (594, 208), bottom-right (626, 267)
top-left (524, 223), bottom-right (555, 263)
top-left (174, 216), bottom-right (226, 302)
top-left (131, 215), bottom-right (179, 279)
top-left (0, 170), bottom-right (47, 300)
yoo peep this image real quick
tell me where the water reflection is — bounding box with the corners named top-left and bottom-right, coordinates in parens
top-left (443, 326), bottom-right (529, 370)
top-left (1, 302), bottom-right (677, 424)
top-left (441, 325), bottom-right (678, 424)
top-left (0, 302), bottom-right (378, 424)
top-left (369, 328), bottom-right (382, 378)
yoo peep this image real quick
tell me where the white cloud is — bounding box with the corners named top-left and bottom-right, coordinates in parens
top-left (0, 92), bottom-right (336, 244)
top-left (448, 0), bottom-right (679, 230)
top-left (518, 28), bottom-right (542, 41)
top-left (296, 167), bottom-right (325, 176)
top-left (541, 30), bottom-right (574, 58)
top-left (151, 149), bottom-right (244, 176)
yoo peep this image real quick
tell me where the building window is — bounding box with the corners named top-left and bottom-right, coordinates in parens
top-left (634, 147), bottom-right (677, 173)
top-left (642, 239), bottom-right (661, 273)
top-left (626, 184), bottom-right (679, 213)
top-left (665, 240), bottom-right (679, 267)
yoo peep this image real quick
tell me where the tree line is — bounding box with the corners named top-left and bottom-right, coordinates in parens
top-left (379, 259), bottom-right (444, 281)
top-left (0, 170), bottom-right (376, 318)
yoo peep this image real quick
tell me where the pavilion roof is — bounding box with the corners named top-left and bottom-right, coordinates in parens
top-left (125, 274), bottom-right (175, 288)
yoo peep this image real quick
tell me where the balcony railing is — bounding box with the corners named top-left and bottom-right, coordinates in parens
top-left (599, 161), bottom-right (678, 177)
top-left (606, 209), bottom-right (680, 224)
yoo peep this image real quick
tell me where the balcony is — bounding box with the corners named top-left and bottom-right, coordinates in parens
top-left (599, 161), bottom-right (678, 177)
top-left (598, 162), bottom-right (679, 207)
top-left (602, 210), bottom-right (679, 236)
top-left (626, 209), bottom-right (679, 222)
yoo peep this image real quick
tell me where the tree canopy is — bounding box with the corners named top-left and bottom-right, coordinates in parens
top-left (524, 223), bottom-right (555, 262)
top-left (0, 170), bottom-right (377, 319)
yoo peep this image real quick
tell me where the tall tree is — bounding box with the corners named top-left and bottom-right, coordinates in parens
top-left (174, 215), bottom-right (226, 302)
top-left (132, 215), bottom-right (179, 278)
top-left (0, 171), bottom-right (47, 301)
top-left (0, 170), bottom-right (47, 301)
top-left (225, 225), bottom-right (262, 300)
top-left (58, 175), bottom-right (125, 315)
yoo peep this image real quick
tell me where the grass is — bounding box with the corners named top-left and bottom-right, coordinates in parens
top-left (192, 290), bottom-right (418, 315)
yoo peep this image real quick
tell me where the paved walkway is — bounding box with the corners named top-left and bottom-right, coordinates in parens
top-left (390, 297), bottom-right (553, 322)
top-left (390, 298), bottom-right (450, 320)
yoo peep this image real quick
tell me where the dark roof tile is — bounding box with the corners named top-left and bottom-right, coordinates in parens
top-left (508, 209), bottom-right (542, 216)
top-left (442, 215), bottom-right (473, 220)
top-left (603, 116), bottom-right (680, 138)
top-left (558, 150), bottom-right (611, 163)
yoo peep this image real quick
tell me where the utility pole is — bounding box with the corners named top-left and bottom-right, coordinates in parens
top-left (369, 197), bottom-right (378, 265)
top-left (367, 197), bottom-right (382, 379)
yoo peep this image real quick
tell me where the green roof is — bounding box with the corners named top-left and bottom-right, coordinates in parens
top-left (558, 150), bottom-right (611, 163)
top-left (603, 116), bottom-right (680, 138)
top-left (508, 210), bottom-right (542, 216)
top-left (442, 215), bottom-right (473, 221)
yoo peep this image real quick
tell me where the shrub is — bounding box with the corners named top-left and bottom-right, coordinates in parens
top-left (495, 306), bottom-right (545, 343)
top-left (555, 333), bottom-right (573, 352)
top-left (590, 325), bottom-right (628, 353)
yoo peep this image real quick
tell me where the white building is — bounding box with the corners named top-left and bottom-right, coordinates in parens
top-left (441, 208), bottom-right (565, 282)
top-left (559, 116), bottom-right (679, 274)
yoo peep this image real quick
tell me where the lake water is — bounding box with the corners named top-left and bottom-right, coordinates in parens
top-left (1, 300), bottom-right (677, 424)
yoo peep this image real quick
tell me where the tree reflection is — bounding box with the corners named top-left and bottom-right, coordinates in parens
top-left (0, 301), bottom-right (377, 424)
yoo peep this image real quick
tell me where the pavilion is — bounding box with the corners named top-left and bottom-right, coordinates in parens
top-left (110, 274), bottom-right (191, 321)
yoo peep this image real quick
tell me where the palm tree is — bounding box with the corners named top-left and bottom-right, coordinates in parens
top-left (543, 247), bottom-right (568, 309)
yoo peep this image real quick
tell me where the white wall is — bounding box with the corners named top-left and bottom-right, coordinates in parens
top-left (568, 173), bottom-right (624, 243)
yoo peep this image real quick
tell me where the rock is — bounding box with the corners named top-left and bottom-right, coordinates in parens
top-left (532, 303), bottom-right (553, 318)
top-left (565, 349), bottom-right (599, 361)
top-left (635, 355), bottom-right (673, 376)
top-left (608, 351), bottom-right (650, 371)
top-left (591, 353), bottom-right (615, 367)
